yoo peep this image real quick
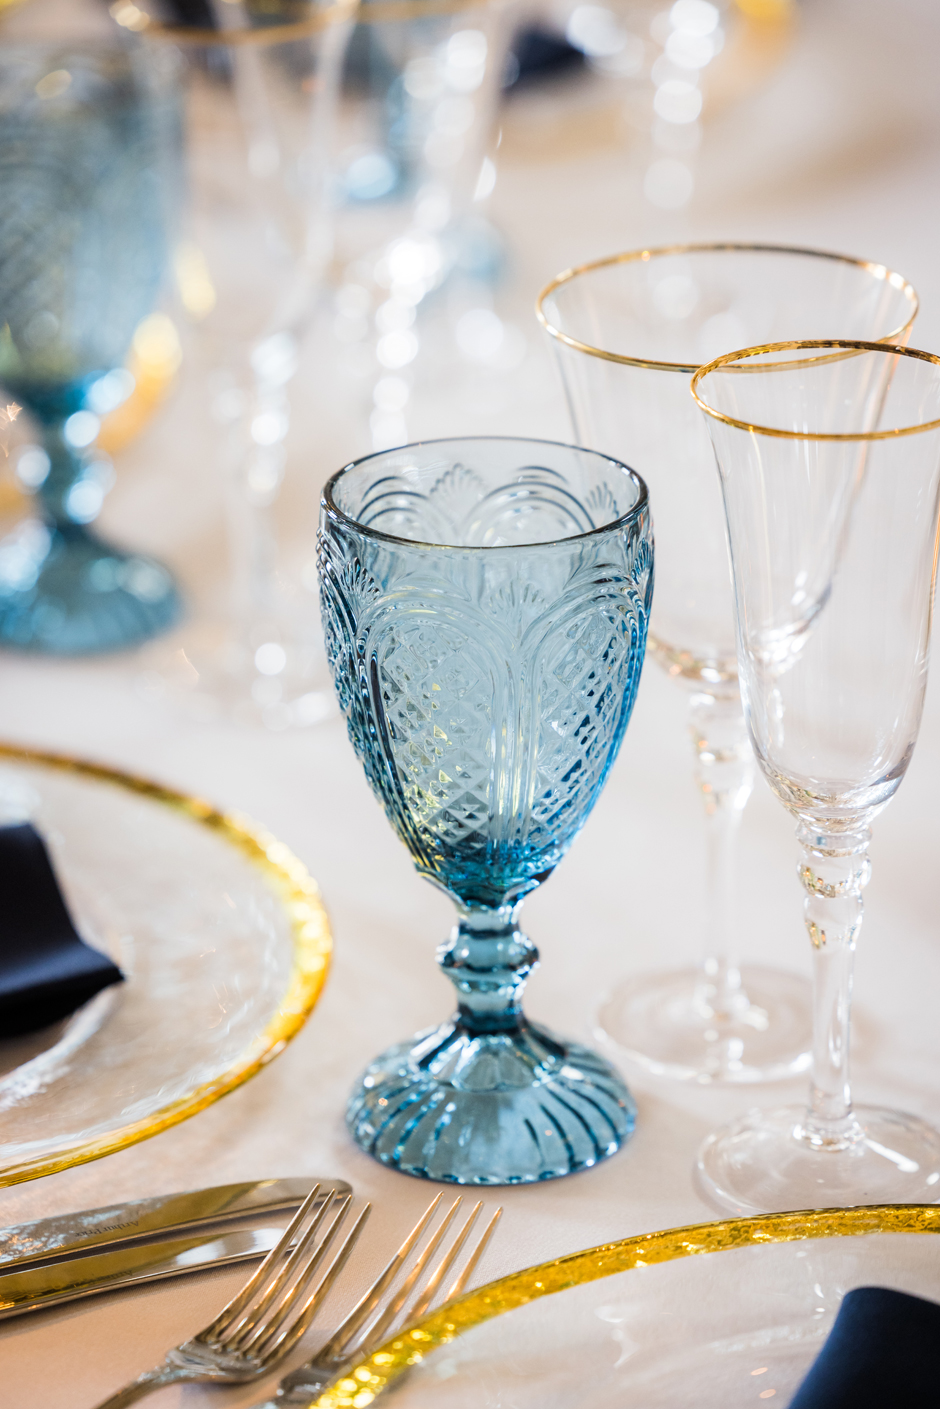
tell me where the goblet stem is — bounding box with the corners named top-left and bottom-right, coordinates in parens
top-left (438, 904), bottom-right (538, 1036)
top-left (689, 690), bottom-right (754, 1021)
top-left (34, 419), bottom-right (89, 529)
top-left (797, 822), bottom-right (871, 1147)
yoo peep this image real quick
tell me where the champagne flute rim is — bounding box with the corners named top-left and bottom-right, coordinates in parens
top-left (535, 241), bottom-right (919, 375)
top-left (322, 434), bottom-right (649, 552)
top-left (691, 338), bottom-right (940, 441)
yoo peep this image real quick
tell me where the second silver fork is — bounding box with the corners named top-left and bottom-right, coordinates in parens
top-left (253, 1193), bottom-right (501, 1407)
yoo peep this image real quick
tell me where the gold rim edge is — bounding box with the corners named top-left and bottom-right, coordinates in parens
top-left (308, 1204), bottom-right (940, 1409)
top-left (692, 339), bottom-right (940, 440)
top-left (534, 242), bottom-right (920, 374)
top-left (0, 742), bottom-right (332, 1189)
top-left (126, 0), bottom-right (504, 44)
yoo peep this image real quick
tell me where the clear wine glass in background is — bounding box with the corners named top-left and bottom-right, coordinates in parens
top-left (537, 243), bottom-right (918, 1083)
top-left (326, 0), bottom-right (512, 453)
top-left (692, 339), bottom-right (940, 1212)
top-left (0, 42), bottom-right (181, 653)
top-left (318, 436), bottom-right (653, 1183)
top-left (122, 0), bottom-right (357, 726)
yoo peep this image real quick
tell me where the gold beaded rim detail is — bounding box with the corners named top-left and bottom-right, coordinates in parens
top-left (0, 743), bottom-right (332, 1189)
top-left (691, 339), bottom-right (940, 440)
top-left (535, 242), bottom-right (920, 375)
top-left (308, 1204), bottom-right (940, 1408)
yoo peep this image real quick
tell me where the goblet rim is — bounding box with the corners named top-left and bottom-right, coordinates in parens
top-left (535, 241), bottom-right (919, 375)
top-left (321, 434), bottom-right (650, 552)
top-left (691, 338), bottom-right (940, 441)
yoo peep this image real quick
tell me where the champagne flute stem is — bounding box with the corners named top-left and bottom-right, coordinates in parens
top-left (689, 689), bottom-right (754, 1021)
top-left (797, 822), bottom-right (871, 1144)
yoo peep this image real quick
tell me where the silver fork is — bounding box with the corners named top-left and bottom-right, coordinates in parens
top-left (254, 1193), bottom-right (502, 1407)
top-left (91, 1184), bottom-right (369, 1408)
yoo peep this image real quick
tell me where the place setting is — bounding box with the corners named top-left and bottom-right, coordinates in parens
top-left (1, 0), bottom-right (940, 1406)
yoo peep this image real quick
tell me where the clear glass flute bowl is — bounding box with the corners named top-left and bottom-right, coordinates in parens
top-left (692, 340), bottom-right (940, 1214)
top-left (537, 243), bottom-right (918, 1084)
top-left (318, 436), bottom-right (653, 1184)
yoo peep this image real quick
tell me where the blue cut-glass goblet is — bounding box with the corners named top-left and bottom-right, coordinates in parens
top-left (318, 436), bottom-right (653, 1184)
top-left (0, 44), bottom-right (181, 654)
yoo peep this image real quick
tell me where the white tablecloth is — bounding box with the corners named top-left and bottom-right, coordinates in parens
top-left (4, 0), bottom-right (940, 1402)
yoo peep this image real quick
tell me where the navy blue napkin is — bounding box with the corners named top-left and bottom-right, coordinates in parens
top-left (789, 1285), bottom-right (940, 1407)
top-left (0, 823), bottom-right (123, 1038)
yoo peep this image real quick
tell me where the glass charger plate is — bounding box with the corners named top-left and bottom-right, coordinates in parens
top-left (314, 1205), bottom-right (940, 1408)
top-left (0, 744), bottom-right (331, 1186)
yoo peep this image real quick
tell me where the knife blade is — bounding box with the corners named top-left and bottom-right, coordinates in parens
top-left (0, 1177), bottom-right (350, 1271)
top-left (0, 1225), bottom-right (292, 1319)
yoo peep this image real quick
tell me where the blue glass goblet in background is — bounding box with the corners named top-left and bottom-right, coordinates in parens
top-left (319, 436), bottom-right (653, 1184)
top-left (0, 45), bottom-right (181, 653)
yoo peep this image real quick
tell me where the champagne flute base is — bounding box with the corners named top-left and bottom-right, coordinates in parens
top-left (695, 1104), bottom-right (940, 1215)
top-left (346, 1018), bottom-right (636, 1185)
top-left (138, 617), bottom-right (336, 731)
top-left (595, 964), bottom-right (812, 1084)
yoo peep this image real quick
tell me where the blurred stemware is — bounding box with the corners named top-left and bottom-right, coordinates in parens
top-left (125, 0), bottom-right (357, 725)
top-left (692, 339), bottom-right (940, 1213)
top-left (328, 0), bottom-right (512, 454)
top-left (318, 436), bottom-right (652, 1184)
top-left (0, 41), bottom-right (182, 653)
top-left (537, 243), bottom-right (918, 1083)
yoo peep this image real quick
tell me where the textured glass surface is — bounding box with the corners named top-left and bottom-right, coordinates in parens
top-left (0, 45), bottom-right (180, 653)
top-left (351, 1232), bottom-right (940, 1409)
top-left (319, 438), bottom-right (652, 1184)
top-left (0, 758), bottom-right (303, 1176)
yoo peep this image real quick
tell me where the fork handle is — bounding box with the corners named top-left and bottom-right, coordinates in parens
top-left (90, 1361), bottom-right (188, 1408)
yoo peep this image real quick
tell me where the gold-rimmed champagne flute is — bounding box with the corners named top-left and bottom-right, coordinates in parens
top-left (537, 243), bottom-right (918, 1083)
top-left (692, 339), bottom-right (940, 1212)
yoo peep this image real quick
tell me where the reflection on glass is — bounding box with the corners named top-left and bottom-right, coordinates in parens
top-left (538, 243), bottom-right (918, 1083)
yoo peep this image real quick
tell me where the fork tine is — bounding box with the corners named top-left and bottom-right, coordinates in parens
top-left (441, 1206), bottom-right (501, 1303)
top-left (252, 1202), bottom-right (373, 1365)
top-left (404, 1201), bottom-right (482, 1324)
top-left (203, 1184), bottom-right (325, 1339)
top-left (362, 1198), bottom-right (469, 1349)
top-left (226, 1193), bottom-right (352, 1353)
top-left (311, 1193), bottom-right (445, 1366)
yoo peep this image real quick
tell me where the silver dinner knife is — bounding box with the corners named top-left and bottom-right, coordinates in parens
top-left (0, 1226), bottom-right (288, 1319)
top-left (0, 1176), bottom-right (349, 1270)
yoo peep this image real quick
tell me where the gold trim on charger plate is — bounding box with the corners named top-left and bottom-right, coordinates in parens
top-left (0, 743), bottom-right (332, 1189)
top-left (308, 1204), bottom-right (940, 1408)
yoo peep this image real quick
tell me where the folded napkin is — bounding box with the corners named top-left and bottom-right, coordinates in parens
top-left (789, 1285), bottom-right (940, 1407)
top-left (0, 823), bottom-right (123, 1038)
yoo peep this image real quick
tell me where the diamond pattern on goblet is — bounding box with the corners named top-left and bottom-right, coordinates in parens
top-left (376, 618), bottom-right (498, 873)
top-left (528, 601), bottom-right (643, 849)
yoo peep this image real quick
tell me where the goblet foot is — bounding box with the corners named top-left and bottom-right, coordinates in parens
top-left (695, 1104), bottom-right (940, 1215)
top-left (0, 521), bottom-right (180, 654)
top-left (347, 1018), bottom-right (636, 1185)
top-left (595, 964), bottom-right (812, 1083)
